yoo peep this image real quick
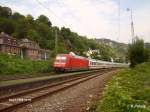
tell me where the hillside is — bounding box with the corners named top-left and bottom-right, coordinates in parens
top-left (95, 38), bottom-right (128, 55)
top-left (0, 5), bottom-right (127, 62)
top-left (145, 43), bottom-right (150, 49)
top-left (95, 38), bottom-right (128, 49)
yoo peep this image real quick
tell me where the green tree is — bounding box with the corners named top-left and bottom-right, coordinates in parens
top-left (36, 15), bottom-right (52, 27)
top-left (27, 29), bottom-right (40, 42)
top-left (26, 14), bottom-right (35, 28)
top-left (0, 18), bottom-right (14, 34)
top-left (0, 5), bottom-right (124, 60)
top-left (13, 19), bottom-right (29, 38)
top-left (12, 12), bottom-right (25, 20)
top-left (61, 27), bottom-right (71, 39)
top-left (128, 37), bottom-right (149, 67)
top-left (26, 14), bottom-right (34, 23)
top-left (0, 6), bottom-right (12, 18)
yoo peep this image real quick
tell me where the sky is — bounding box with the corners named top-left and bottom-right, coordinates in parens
top-left (0, 0), bottom-right (150, 43)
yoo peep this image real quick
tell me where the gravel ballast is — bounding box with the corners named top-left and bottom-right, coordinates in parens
top-left (15, 70), bottom-right (118, 112)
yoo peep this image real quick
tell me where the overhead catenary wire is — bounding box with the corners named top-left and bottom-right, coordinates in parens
top-left (35, 0), bottom-right (71, 54)
top-left (36, 0), bottom-right (90, 38)
top-left (0, 2), bottom-right (19, 13)
top-left (55, 0), bottom-right (92, 37)
top-left (35, 0), bottom-right (71, 28)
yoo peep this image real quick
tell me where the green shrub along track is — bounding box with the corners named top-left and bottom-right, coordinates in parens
top-left (96, 62), bottom-right (150, 112)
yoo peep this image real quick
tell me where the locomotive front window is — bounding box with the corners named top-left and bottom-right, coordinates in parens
top-left (55, 59), bottom-right (66, 62)
top-left (55, 56), bottom-right (67, 64)
top-left (60, 60), bottom-right (66, 63)
top-left (56, 56), bottom-right (66, 60)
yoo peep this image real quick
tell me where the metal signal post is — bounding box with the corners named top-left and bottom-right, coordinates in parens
top-left (127, 8), bottom-right (135, 42)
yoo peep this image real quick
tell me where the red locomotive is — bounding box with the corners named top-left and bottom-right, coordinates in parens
top-left (53, 52), bottom-right (128, 72)
top-left (53, 52), bottom-right (89, 72)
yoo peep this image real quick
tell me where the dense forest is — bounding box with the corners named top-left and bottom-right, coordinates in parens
top-left (0, 5), bottom-right (126, 62)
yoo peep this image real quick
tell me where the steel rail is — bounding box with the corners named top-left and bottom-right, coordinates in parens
top-left (0, 70), bottom-right (102, 102)
top-left (0, 69), bottom-right (113, 112)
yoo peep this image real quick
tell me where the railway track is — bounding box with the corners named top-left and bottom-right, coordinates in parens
top-left (0, 69), bottom-right (104, 97)
top-left (0, 69), bottom-right (113, 112)
top-left (0, 71), bottom-right (91, 81)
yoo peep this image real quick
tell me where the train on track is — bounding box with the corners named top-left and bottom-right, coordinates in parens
top-left (53, 52), bottom-right (128, 72)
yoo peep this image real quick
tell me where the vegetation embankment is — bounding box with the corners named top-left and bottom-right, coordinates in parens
top-left (0, 5), bottom-right (125, 61)
top-left (0, 53), bottom-right (52, 76)
top-left (0, 5), bottom-right (127, 76)
top-left (128, 38), bottom-right (149, 67)
top-left (95, 38), bottom-right (150, 112)
top-left (96, 62), bottom-right (150, 112)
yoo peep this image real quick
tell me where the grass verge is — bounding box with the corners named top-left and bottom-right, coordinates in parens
top-left (96, 62), bottom-right (150, 112)
top-left (0, 53), bottom-right (53, 76)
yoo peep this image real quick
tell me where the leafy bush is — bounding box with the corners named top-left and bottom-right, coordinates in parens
top-left (128, 37), bottom-right (149, 67)
top-left (96, 62), bottom-right (150, 112)
top-left (0, 53), bottom-right (52, 75)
